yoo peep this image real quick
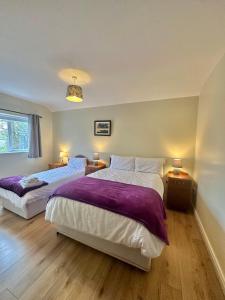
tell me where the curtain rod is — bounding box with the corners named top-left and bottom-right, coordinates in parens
top-left (0, 108), bottom-right (42, 118)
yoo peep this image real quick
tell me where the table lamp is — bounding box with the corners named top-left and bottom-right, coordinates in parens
top-left (172, 158), bottom-right (182, 175)
top-left (93, 152), bottom-right (100, 166)
top-left (59, 151), bottom-right (68, 163)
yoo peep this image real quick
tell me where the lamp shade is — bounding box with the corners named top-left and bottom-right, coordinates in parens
top-left (172, 158), bottom-right (182, 168)
top-left (66, 85), bottom-right (83, 102)
top-left (59, 151), bottom-right (68, 158)
top-left (93, 152), bottom-right (100, 161)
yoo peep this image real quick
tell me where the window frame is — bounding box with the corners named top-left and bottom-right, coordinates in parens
top-left (0, 113), bottom-right (29, 154)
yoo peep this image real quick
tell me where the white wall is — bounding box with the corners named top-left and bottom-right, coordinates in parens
top-left (53, 96), bottom-right (198, 175)
top-left (195, 53), bottom-right (225, 287)
top-left (0, 93), bottom-right (53, 177)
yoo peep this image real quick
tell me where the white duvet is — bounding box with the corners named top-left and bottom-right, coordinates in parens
top-left (45, 168), bottom-right (166, 258)
top-left (0, 166), bottom-right (85, 209)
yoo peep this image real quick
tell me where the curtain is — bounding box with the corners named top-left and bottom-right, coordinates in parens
top-left (28, 114), bottom-right (42, 158)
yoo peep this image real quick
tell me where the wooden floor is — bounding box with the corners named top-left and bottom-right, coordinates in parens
top-left (0, 208), bottom-right (224, 300)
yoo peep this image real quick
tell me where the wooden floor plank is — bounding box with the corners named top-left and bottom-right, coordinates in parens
top-left (0, 208), bottom-right (224, 300)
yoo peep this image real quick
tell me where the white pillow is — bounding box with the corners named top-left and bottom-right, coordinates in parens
top-left (110, 155), bottom-right (135, 171)
top-left (68, 157), bottom-right (87, 170)
top-left (135, 157), bottom-right (164, 175)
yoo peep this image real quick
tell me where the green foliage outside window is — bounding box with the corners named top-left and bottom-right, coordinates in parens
top-left (0, 114), bottom-right (29, 153)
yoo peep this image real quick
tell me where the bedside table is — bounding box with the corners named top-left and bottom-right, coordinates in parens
top-left (48, 162), bottom-right (67, 170)
top-left (85, 163), bottom-right (106, 175)
top-left (166, 171), bottom-right (193, 212)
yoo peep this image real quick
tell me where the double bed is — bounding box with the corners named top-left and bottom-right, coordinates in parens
top-left (46, 156), bottom-right (168, 271)
top-left (0, 157), bottom-right (87, 219)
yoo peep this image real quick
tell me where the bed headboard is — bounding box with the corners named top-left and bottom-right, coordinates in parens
top-left (75, 154), bottom-right (87, 158)
top-left (75, 154), bottom-right (92, 165)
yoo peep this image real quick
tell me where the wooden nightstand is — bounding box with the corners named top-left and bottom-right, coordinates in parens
top-left (85, 162), bottom-right (106, 175)
top-left (48, 162), bottom-right (67, 170)
top-left (165, 171), bottom-right (193, 212)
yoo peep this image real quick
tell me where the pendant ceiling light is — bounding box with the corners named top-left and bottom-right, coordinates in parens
top-left (66, 76), bottom-right (83, 102)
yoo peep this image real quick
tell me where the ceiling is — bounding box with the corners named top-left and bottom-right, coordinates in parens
top-left (0, 0), bottom-right (225, 112)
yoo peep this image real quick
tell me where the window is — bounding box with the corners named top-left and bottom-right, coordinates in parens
top-left (0, 113), bottom-right (29, 153)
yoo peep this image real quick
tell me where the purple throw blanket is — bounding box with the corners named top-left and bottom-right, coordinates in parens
top-left (0, 176), bottom-right (48, 197)
top-left (50, 177), bottom-right (169, 244)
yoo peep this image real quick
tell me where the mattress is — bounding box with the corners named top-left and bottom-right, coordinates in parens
top-left (45, 168), bottom-right (166, 258)
top-left (0, 166), bottom-right (85, 209)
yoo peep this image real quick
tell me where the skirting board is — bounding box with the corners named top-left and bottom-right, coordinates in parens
top-left (194, 210), bottom-right (225, 295)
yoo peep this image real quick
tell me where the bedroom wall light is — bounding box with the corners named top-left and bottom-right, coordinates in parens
top-left (66, 76), bottom-right (83, 102)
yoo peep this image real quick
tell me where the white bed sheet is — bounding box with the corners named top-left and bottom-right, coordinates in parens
top-left (45, 168), bottom-right (166, 258)
top-left (0, 166), bottom-right (85, 209)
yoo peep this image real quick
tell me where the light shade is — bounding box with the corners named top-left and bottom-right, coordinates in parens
top-left (66, 85), bottom-right (83, 102)
top-left (172, 158), bottom-right (182, 168)
top-left (59, 151), bottom-right (68, 158)
top-left (93, 152), bottom-right (100, 161)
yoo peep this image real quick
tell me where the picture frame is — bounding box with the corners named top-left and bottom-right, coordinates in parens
top-left (94, 120), bottom-right (111, 136)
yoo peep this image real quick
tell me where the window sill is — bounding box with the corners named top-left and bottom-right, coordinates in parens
top-left (0, 151), bottom-right (28, 155)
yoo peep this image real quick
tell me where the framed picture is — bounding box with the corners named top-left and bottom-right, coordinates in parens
top-left (94, 120), bottom-right (111, 136)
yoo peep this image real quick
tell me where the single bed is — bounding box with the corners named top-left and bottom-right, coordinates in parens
top-left (0, 157), bottom-right (87, 219)
top-left (45, 156), bottom-right (168, 271)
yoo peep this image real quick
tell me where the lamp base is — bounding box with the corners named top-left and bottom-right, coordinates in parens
top-left (93, 160), bottom-right (98, 166)
top-left (173, 168), bottom-right (181, 175)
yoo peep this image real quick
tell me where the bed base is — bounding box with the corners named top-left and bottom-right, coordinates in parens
top-left (1, 197), bottom-right (47, 219)
top-left (56, 225), bottom-right (151, 271)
